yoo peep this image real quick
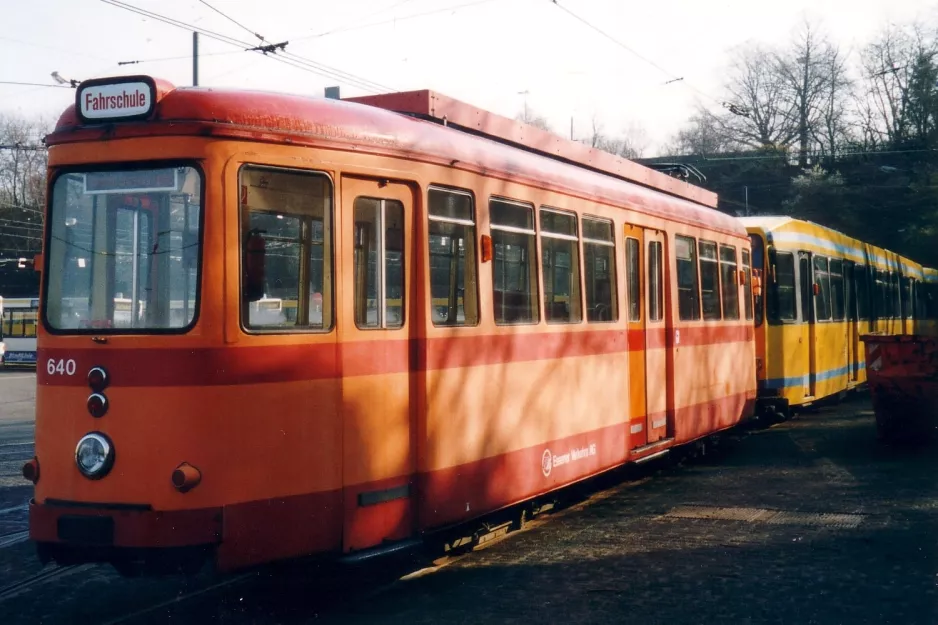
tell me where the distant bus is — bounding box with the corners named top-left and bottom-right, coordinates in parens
top-left (0, 296), bottom-right (39, 368)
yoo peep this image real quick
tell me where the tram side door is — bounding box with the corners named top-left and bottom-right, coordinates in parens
top-left (644, 229), bottom-right (669, 444)
top-left (339, 176), bottom-right (417, 553)
top-left (798, 251), bottom-right (817, 399)
top-left (624, 225), bottom-right (669, 448)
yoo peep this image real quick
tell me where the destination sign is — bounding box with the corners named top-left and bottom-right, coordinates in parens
top-left (84, 169), bottom-right (178, 195)
top-left (77, 78), bottom-right (155, 121)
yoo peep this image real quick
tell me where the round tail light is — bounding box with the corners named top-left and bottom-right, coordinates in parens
top-left (87, 367), bottom-right (110, 392)
top-left (87, 393), bottom-right (109, 418)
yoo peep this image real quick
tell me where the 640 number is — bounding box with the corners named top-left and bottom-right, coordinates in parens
top-left (46, 359), bottom-right (77, 376)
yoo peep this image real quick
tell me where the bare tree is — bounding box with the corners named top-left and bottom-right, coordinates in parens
top-left (811, 45), bottom-right (852, 163)
top-left (515, 105), bottom-right (553, 132)
top-left (706, 43), bottom-right (798, 151)
top-left (855, 23), bottom-right (938, 148)
top-left (665, 110), bottom-right (741, 155)
top-left (580, 114), bottom-right (648, 159)
top-left (776, 21), bottom-right (842, 166)
top-left (0, 114), bottom-right (50, 256)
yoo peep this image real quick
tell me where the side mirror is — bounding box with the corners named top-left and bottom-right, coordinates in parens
top-left (244, 230), bottom-right (266, 302)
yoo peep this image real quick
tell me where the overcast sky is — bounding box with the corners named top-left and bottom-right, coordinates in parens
top-left (0, 0), bottom-right (933, 154)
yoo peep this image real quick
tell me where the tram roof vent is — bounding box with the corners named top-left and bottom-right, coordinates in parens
top-left (345, 89), bottom-right (718, 209)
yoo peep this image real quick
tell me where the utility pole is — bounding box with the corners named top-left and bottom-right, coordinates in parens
top-left (745, 186), bottom-right (749, 216)
top-left (192, 32), bottom-right (199, 86)
top-left (570, 117), bottom-right (574, 141)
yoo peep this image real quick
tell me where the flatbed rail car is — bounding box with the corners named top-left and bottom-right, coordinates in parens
top-left (29, 76), bottom-right (755, 575)
top-left (742, 217), bottom-right (928, 418)
top-left (1, 296), bottom-right (39, 368)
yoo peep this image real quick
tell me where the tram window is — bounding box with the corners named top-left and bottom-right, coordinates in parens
top-left (742, 249), bottom-right (753, 321)
top-left (240, 166), bottom-right (333, 332)
top-left (830, 259), bottom-right (845, 321)
top-left (768, 251), bottom-right (796, 322)
top-left (1, 309), bottom-right (37, 338)
top-left (927, 284), bottom-right (938, 320)
top-left (873, 270), bottom-right (888, 319)
top-left (583, 217), bottom-right (617, 322)
top-left (813, 256), bottom-right (832, 321)
top-left (749, 234), bottom-right (764, 327)
top-left (353, 197), bottom-right (405, 329)
top-left (856, 265), bottom-right (870, 320)
top-left (648, 240), bottom-right (664, 322)
top-left (900, 275), bottom-right (912, 320)
top-left (914, 281), bottom-right (926, 320)
top-left (491, 199), bottom-right (538, 325)
top-left (428, 187), bottom-right (478, 327)
top-left (676, 235), bottom-right (700, 321)
top-left (719, 245), bottom-right (739, 320)
top-left (626, 237), bottom-right (640, 321)
top-left (699, 241), bottom-right (721, 320)
top-left (540, 208), bottom-right (581, 324)
top-left (886, 271), bottom-right (902, 319)
top-left (46, 166), bottom-right (203, 332)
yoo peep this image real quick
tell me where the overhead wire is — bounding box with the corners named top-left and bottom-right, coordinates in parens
top-left (118, 50), bottom-right (244, 66)
top-left (0, 81), bottom-right (71, 89)
top-left (196, 0), bottom-right (267, 43)
top-left (290, 0), bottom-right (497, 41)
top-left (99, 0), bottom-right (395, 93)
top-left (550, 0), bottom-right (723, 106)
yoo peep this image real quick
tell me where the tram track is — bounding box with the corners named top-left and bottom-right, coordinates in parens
top-left (0, 529), bottom-right (28, 549)
top-left (0, 564), bottom-right (92, 602)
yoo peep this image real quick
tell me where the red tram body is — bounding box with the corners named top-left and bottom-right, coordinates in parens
top-left (28, 76), bottom-right (756, 573)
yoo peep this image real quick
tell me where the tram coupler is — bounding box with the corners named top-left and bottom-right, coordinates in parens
top-left (756, 395), bottom-right (790, 423)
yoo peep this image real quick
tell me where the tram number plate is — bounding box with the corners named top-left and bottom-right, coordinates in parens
top-left (46, 358), bottom-right (77, 376)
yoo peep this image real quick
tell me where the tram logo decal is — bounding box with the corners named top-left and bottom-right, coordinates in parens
top-left (542, 444), bottom-right (597, 478)
top-left (541, 449), bottom-right (553, 477)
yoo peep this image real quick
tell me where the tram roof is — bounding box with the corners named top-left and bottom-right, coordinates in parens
top-left (741, 215), bottom-right (925, 275)
top-left (50, 76), bottom-right (742, 236)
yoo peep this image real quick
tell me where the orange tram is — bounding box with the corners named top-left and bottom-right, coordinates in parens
top-left (27, 75), bottom-right (756, 574)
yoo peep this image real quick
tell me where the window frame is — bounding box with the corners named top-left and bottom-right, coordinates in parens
top-left (742, 248), bottom-right (753, 321)
top-left (856, 264), bottom-right (870, 321)
top-left (900, 273), bottom-right (913, 320)
top-left (813, 255), bottom-right (833, 322)
top-left (582, 215), bottom-right (618, 323)
top-left (352, 196), bottom-right (406, 330)
top-left (648, 240), bottom-right (664, 322)
top-left (427, 185), bottom-right (480, 328)
top-left (698, 239), bottom-right (722, 321)
top-left (719, 244), bottom-right (740, 321)
top-left (768, 249), bottom-right (798, 324)
top-left (626, 237), bottom-right (641, 322)
top-left (490, 196), bottom-right (540, 326)
top-left (42, 161), bottom-right (207, 336)
top-left (829, 258), bottom-right (845, 321)
top-left (239, 164), bottom-right (335, 334)
top-left (539, 206), bottom-right (582, 325)
top-left (676, 234), bottom-right (701, 321)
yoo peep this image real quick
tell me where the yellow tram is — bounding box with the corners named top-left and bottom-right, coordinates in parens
top-left (743, 217), bottom-right (928, 417)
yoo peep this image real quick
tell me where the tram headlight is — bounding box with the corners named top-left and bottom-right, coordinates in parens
top-left (75, 433), bottom-right (115, 479)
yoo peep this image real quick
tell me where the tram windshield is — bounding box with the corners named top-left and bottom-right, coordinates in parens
top-left (45, 166), bottom-right (202, 332)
